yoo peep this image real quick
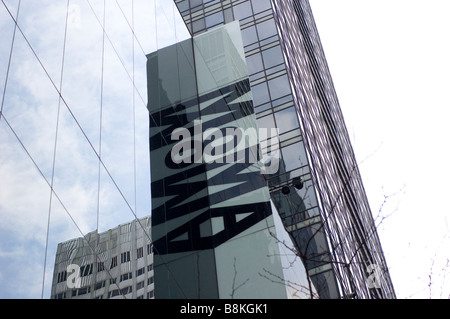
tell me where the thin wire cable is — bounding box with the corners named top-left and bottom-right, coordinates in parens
top-left (114, 0), bottom-right (146, 57)
top-left (41, 0), bottom-right (71, 299)
top-left (132, 0), bottom-right (137, 216)
top-left (0, 0), bottom-right (20, 122)
top-left (96, 0), bottom-right (106, 232)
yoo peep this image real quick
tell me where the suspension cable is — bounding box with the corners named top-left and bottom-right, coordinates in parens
top-left (41, 0), bottom-right (71, 299)
top-left (0, 0), bottom-right (20, 122)
top-left (96, 0), bottom-right (106, 232)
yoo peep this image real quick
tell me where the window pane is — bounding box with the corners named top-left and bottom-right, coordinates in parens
top-left (233, 1), bottom-right (253, 20)
top-left (268, 75), bottom-right (291, 100)
top-left (251, 82), bottom-right (270, 106)
top-left (190, 0), bottom-right (203, 8)
top-left (177, 0), bottom-right (189, 12)
top-left (262, 45), bottom-right (284, 69)
top-left (274, 107), bottom-right (299, 135)
top-left (256, 19), bottom-right (277, 40)
top-left (281, 142), bottom-right (308, 172)
top-left (205, 11), bottom-right (224, 28)
top-left (241, 26), bottom-right (258, 46)
top-left (257, 114), bottom-right (275, 131)
top-left (251, 0), bottom-right (272, 14)
top-left (224, 8), bottom-right (233, 23)
top-left (246, 53), bottom-right (264, 75)
top-left (192, 18), bottom-right (206, 33)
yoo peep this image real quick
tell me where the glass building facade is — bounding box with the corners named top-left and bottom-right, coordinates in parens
top-left (148, 21), bottom-right (313, 299)
top-left (167, 0), bottom-right (396, 299)
top-left (51, 216), bottom-right (155, 299)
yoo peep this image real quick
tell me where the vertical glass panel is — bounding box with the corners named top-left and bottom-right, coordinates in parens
top-left (257, 113), bottom-right (275, 130)
top-left (293, 179), bottom-right (318, 210)
top-left (246, 52), bottom-right (264, 75)
top-left (177, 0), bottom-right (190, 12)
top-left (250, 82), bottom-right (270, 106)
top-left (192, 18), bottom-right (206, 33)
top-left (281, 141), bottom-right (308, 172)
top-left (257, 113), bottom-right (276, 151)
top-left (268, 75), bottom-right (291, 100)
top-left (256, 18), bottom-right (278, 40)
top-left (205, 11), bottom-right (224, 28)
top-left (271, 200), bottom-right (316, 299)
top-left (147, 38), bottom-right (197, 111)
top-left (194, 21), bottom-right (247, 95)
top-left (241, 26), bottom-right (258, 46)
top-left (274, 107), bottom-right (299, 135)
top-left (251, 0), bottom-right (272, 14)
top-left (232, 1), bottom-right (253, 20)
top-left (262, 45), bottom-right (284, 69)
top-left (224, 8), bottom-right (234, 23)
top-left (214, 214), bottom-right (288, 298)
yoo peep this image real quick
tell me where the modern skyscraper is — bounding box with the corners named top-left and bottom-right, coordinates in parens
top-left (155, 0), bottom-right (396, 299)
top-left (51, 216), bottom-right (155, 299)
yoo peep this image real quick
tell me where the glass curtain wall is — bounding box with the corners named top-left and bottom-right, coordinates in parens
top-left (147, 21), bottom-right (308, 298)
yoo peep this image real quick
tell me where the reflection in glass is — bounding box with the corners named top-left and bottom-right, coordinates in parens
top-left (224, 8), bottom-right (234, 24)
top-left (232, 1), bottom-right (253, 20)
top-left (274, 107), bottom-right (298, 135)
top-left (241, 26), bottom-right (258, 46)
top-left (190, 0), bottom-right (203, 8)
top-left (193, 18), bottom-right (206, 33)
top-left (251, 0), bottom-right (272, 14)
top-left (178, 0), bottom-right (189, 12)
top-left (205, 11), bottom-right (224, 28)
top-left (246, 53), bottom-right (264, 75)
top-left (147, 39), bottom-right (197, 112)
top-left (281, 141), bottom-right (308, 173)
top-left (268, 74), bottom-right (291, 100)
top-left (262, 45), bottom-right (284, 69)
top-left (256, 19), bottom-right (277, 40)
top-left (279, 128), bottom-right (301, 142)
top-left (251, 82), bottom-right (270, 106)
top-left (257, 114), bottom-right (276, 131)
top-left (194, 21), bottom-right (247, 95)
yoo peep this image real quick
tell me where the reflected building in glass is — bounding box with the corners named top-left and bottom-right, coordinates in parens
top-left (51, 216), bottom-right (155, 299)
top-left (147, 0), bottom-right (395, 299)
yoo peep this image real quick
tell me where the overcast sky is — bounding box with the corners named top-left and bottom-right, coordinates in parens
top-left (0, 0), bottom-right (449, 299)
top-left (309, 0), bottom-right (450, 298)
